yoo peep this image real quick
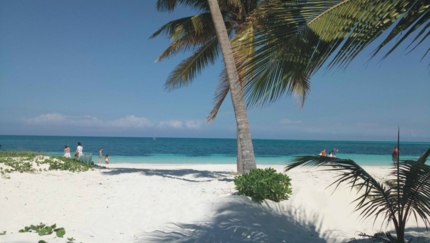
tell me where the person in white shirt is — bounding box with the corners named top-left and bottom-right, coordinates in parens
top-left (75, 142), bottom-right (83, 157)
top-left (64, 145), bottom-right (71, 158)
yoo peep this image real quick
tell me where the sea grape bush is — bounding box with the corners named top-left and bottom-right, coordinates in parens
top-left (46, 157), bottom-right (93, 172)
top-left (234, 168), bottom-right (292, 203)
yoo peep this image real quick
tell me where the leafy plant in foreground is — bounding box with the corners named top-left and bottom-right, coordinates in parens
top-left (285, 148), bottom-right (430, 243)
top-left (19, 223), bottom-right (65, 238)
top-left (234, 168), bottom-right (292, 203)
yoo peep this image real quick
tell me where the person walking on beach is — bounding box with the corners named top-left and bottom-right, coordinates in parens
top-left (75, 142), bottom-right (83, 157)
top-left (105, 154), bottom-right (110, 164)
top-left (392, 146), bottom-right (399, 165)
top-left (319, 149), bottom-right (326, 156)
top-left (98, 148), bottom-right (103, 163)
top-left (64, 145), bottom-right (71, 158)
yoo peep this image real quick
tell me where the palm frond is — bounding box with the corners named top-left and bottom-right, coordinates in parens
top-left (240, 31), bottom-right (313, 108)
top-left (242, 0), bottom-right (429, 107)
top-left (207, 69), bottom-right (230, 123)
top-left (150, 13), bottom-right (217, 62)
top-left (150, 15), bottom-right (207, 39)
top-left (156, 0), bottom-right (209, 12)
top-left (165, 37), bottom-right (220, 90)
top-left (372, 2), bottom-right (430, 60)
top-left (397, 161), bottom-right (430, 228)
top-left (418, 148), bottom-right (430, 164)
top-left (286, 156), bottom-right (398, 227)
top-left (287, 149), bottom-right (430, 241)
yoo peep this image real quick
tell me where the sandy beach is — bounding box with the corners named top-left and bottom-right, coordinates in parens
top-left (2, 163), bottom-right (430, 243)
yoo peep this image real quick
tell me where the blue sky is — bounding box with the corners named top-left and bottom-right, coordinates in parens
top-left (0, 0), bottom-right (429, 142)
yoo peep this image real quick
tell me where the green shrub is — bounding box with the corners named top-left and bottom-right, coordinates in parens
top-left (234, 168), bottom-right (292, 203)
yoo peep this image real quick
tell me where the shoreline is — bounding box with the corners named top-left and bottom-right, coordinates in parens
top-left (1, 163), bottom-right (429, 243)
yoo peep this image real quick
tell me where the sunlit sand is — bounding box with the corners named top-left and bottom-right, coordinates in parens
top-left (1, 163), bottom-right (430, 243)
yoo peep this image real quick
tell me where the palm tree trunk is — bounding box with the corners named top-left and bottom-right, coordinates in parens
top-left (237, 131), bottom-right (243, 174)
top-left (207, 0), bottom-right (256, 174)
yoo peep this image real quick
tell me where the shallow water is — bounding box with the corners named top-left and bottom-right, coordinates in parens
top-left (1, 135), bottom-right (428, 165)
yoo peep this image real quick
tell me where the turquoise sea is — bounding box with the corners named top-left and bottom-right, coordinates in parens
top-left (0, 135), bottom-right (429, 166)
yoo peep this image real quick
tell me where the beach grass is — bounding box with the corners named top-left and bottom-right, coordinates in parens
top-left (0, 151), bottom-right (94, 178)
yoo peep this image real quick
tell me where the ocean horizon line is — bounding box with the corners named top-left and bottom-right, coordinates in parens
top-left (1, 134), bottom-right (428, 144)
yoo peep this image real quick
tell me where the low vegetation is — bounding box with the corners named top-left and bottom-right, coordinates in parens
top-left (0, 151), bottom-right (94, 179)
top-left (234, 168), bottom-right (292, 203)
top-left (17, 223), bottom-right (77, 243)
top-left (19, 223), bottom-right (65, 238)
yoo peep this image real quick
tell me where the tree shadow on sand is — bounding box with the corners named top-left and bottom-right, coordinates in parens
top-left (346, 227), bottom-right (430, 243)
top-left (137, 196), bottom-right (343, 243)
top-left (98, 166), bottom-right (234, 183)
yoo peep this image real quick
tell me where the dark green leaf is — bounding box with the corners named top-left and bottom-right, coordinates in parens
top-left (55, 228), bottom-right (66, 238)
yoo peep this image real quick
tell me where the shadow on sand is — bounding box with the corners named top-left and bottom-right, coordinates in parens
top-left (346, 227), bottom-right (430, 243)
top-left (97, 166), bottom-right (234, 183)
top-left (137, 196), bottom-right (340, 243)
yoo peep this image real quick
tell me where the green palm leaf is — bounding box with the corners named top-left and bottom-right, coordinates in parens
top-left (207, 69), bottom-right (230, 123)
top-left (418, 148), bottom-right (430, 164)
top-left (398, 161), bottom-right (430, 228)
top-left (286, 148), bottom-right (430, 242)
top-left (165, 37), bottom-right (220, 90)
top-left (242, 0), bottom-right (429, 107)
top-left (150, 13), bottom-right (217, 62)
top-left (156, 0), bottom-right (210, 12)
top-left (286, 156), bottom-right (398, 228)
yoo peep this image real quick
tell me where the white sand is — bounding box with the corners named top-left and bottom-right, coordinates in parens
top-left (1, 163), bottom-right (430, 243)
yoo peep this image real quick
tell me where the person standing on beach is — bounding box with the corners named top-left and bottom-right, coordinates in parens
top-left (64, 145), bottom-right (71, 158)
top-left (319, 149), bottom-right (326, 156)
top-left (392, 146), bottom-right (399, 165)
top-left (98, 148), bottom-right (103, 163)
top-left (330, 148), bottom-right (338, 158)
top-left (105, 154), bottom-right (110, 164)
top-left (75, 142), bottom-right (83, 157)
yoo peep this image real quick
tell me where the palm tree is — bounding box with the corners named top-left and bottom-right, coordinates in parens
top-left (152, 0), bottom-right (428, 172)
top-left (206, 0), bottom-right (257, 173)
top-left (285, 147), bottom-right (430, 242)
top-left (151, 0), bottom-right (264, 173)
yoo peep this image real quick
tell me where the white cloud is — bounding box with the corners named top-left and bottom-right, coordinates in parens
top-left (280, 118), bottom-right (302, 124)
top-left (26, 113), bottom-right (66, 124)
top-left (106, 115), bottom-right (153, 128)
top-left (25, 113), bottom-right (205, 131)
top-left (157, 120), bottom-right (204, 129)
top-left (83, 115), bottom-right (98, 120)
top-left (26, 113), bottom-right (152, 129)
top-left (158, 120), bottom-right (183, 128)
top-left (185, 120), bottom-right (202, 129)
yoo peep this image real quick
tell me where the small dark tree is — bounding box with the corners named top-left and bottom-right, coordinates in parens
top-left (286, 146), bottom-right (430, 243)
